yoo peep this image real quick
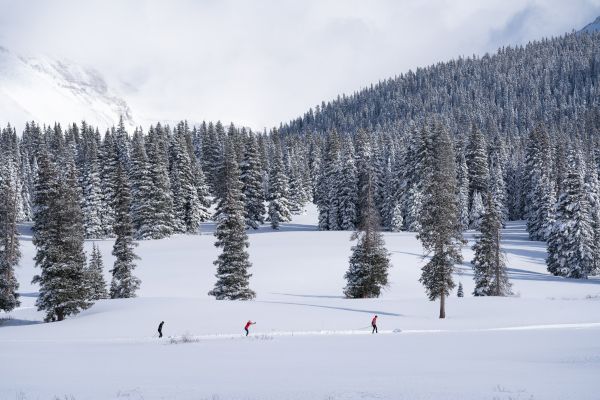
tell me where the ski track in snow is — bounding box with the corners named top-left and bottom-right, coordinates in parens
top-left (3, 321), bottom-right (600, 344)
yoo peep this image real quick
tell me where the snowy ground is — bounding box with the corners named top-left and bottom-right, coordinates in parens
top-left (2, 204), bottom-right (600, 399)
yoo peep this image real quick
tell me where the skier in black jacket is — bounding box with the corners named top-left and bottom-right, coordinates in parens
top-left (158, 321), bottom-right (164, 338)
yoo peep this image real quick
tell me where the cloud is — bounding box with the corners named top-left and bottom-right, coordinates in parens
top-left (0, 0), bottom-right (599, 129)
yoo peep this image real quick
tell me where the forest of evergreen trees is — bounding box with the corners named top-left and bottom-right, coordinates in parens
top-left (1, 29), bottom-right (600, 319)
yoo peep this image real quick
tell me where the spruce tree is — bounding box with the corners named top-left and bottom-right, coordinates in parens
top-left (546, 147), bottom-right (595, 279)
top-left (86, 243), bottom-right (108, 300)
top-left (109, 163), bottom-right (141, 298)
top-left (472, 193), bottom-right (512, 296)
top-left (0, 164), bottom-right (21, 312)
top-left (267, 134), bottom-right (292, 229)
top-left (145, 131), bottom-right (174, 239)
top-left (344, 170), bottom-right (391, 298)
top-left (418, 122), bottom-right (463, 319)
top-left (241, 132), bottom-right (266, 229)
top-left (469, 191), bottom-right (485, 230)
top-left (457, 282), bottom-right (464, 297)
top-left (32, 150), bottom-right (91, 321)
top-left (209, 141), bottom-right (255, 300)
top-left (466, 124), bottom-right (489, 205)
top-left (129, 129), bottom-right (155, 239)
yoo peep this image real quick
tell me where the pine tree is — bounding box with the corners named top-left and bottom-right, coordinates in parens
top-left (0, 163), bottom-right (21, 312)
top-left (418, 122), bottom-right (463, 319)
top-left (469, 191), bottom-right (485, 230)
top-left (170, 132), bottom-right (203, 234)
top-left (546, 147), bottom-right (595, 279)
top-left (240, 132), bottom-right (266, 229)
top-left (472, 193), bottom-right (512, 296)
top-left (208, 141), bottom-right (255, 300)
top-left (466, 124), bottom-right (489, 205)
top-left (129, 129), bottom-right (155, 239)
top-left (86, 243), bottom-right (108, 300)
top-left (456, 148), bottom-right (470, 231)
top-left (109, 163), bottom-right (141, 298)
top-left (344, 169), bottom-right (391, 298)
top-left (457, 282), bottom-right (464, 297)
top-left (267, 134), bottom-right (292, 229)
top-left (337, 139), bottom-right (358, 230)
top-left (32, 150), bottom-right (91, 321)
top-left (390, 202), bottom-right (404, 232)
top-left (145, 131), bottom-right (174, 239)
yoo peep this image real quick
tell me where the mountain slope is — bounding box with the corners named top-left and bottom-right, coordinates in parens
top-left (581, 16), bottom-right (600, 33)
top-left (0, 46), bottom-right (133, 129)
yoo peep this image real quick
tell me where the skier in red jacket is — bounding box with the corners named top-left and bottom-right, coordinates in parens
top-left (244, 320), bottom-right (256, 336)
top-left (371, 315), bottom-right (378, 334)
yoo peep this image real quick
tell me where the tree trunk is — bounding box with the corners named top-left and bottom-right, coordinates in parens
top-left (439, 290), bottom-right (446, 319)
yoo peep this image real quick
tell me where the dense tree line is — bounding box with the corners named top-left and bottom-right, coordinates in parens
top-left (2, 30), bottom-right (600, 318)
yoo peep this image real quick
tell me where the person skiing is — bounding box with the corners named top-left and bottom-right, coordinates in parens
top-left (244, 320), bottom-right (256, 336)
top-left (158, 321), bottom-right (164, 338)
top-left (371, 315), bottom-right (378, 334)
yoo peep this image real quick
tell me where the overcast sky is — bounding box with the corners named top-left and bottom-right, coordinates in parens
top-left (1, 0), bottom-right (600, 129)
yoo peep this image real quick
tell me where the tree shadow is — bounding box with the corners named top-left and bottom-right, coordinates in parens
top-left (0, 317), bottom-right (42, 327)
top-left (257, 300), bottom-right (402, 316)
top-left (271, 292), bottom-right (346, 299)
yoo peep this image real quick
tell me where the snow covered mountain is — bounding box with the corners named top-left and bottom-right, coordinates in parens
top-left (0, 45), bottom-right (134, 129)
top-left (580, 15), bottom-right (600, 33)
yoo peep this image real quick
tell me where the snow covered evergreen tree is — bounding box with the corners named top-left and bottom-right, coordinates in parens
top-left (0, 163), bottom-right (21, 312)
top-left (240, 132), bottom-right (265, 229)
top-left (129, 129), bottom-right (155, 239)
top-left (209, 140), bottom-right (255, 300)
top-left (267, 133), bottom-right (292, 229)
top-left (144, 129), bottom-right (174, 239)
top-left (32, 149), bottom-right (91, 321)
top-left (525, 126), bottom-right (555, 241)
top-left (466, 124), bottom-right (489, 205)
top-left (469, 191), bottom-right (485, 230)
top-left (344, 168), bottom-right (391, 298)
top-left (457, 282), bottom-right (464, 297)
top-left (456, 146), bottom-right (470, 231)
top-left (110, 163), bottom-right (141, 298)
top-left (86, 243), bottom-right (108, 300)
top-left (337, 138), bottom-right (358, 230)
top-left (418, 122), bottom-right (463, 319)
top-left (472, 193), bottom-right (512, 296)
top-left (546, 147), bottom-right (595, 279)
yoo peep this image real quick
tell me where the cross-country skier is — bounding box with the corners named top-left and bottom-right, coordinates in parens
top-left (244, 320), bottom-right (256, 336)
top-left (158, 321), bottom-right (164, 338)
top-left (371, 315), bottom-right (378, 334)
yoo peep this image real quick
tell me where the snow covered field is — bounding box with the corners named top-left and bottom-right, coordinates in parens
top-left (2, 204), bottom-right (600, 400)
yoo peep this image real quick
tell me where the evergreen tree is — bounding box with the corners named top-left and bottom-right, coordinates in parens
top-left (457, 282), bottom-right (464, 298)
top-left (418, 122), bottom-right (463, 319)
top-left (267, 134), bottom-right (292, 229)
top-left (129, 129), bottom-right (155, 239)
top-left (472, 193), bottom-right (512, 296)
top-left (344, 169), bottom-right (391, 298)
top-left (456, 148), bottom-right (470, 231)
top-left (469, 191), bottom-right (485, 230)
top-left (0, 164), bottom-right (21, 312)
top-left (170, 132), bottom-right (203, 233)
top-left (546, 147), bottom-right (595, 279)
top-left (86, 243), bottom-right (108, 300)
top-left (466, 124), bottom-right (490, 205)
top-left (109, 163), bottom-right (141, 298)
top-left (208, 141), bottom-right (255, 300)
top-left (390, 202), bottom-right (404, 232)
top-left (337, 139), bottom-right (358, 230)
top-left (240, 132), bottom-right (266, 229)
top-left (32, 150), bottom-right (91, 321)
top-left (145, 131), bottom-right (174, 239)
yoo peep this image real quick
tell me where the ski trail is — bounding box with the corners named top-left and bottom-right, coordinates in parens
top-left (2, 322), bottom-right (599, 344)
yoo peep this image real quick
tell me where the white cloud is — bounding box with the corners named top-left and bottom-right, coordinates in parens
top-left (1, 0), bottom-right (599, 129)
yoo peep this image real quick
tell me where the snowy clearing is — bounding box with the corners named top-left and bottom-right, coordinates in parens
top-left (2, 205), bottom-right (600, 399)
